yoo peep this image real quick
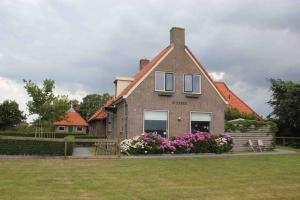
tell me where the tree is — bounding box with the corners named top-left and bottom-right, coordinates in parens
top-left (79, 93), bottom-right (111, 120)
top-left (0, 100), bottom-right (26, 129)
top-left (23, 79), bottom-right (69, 122)
top-left (267, 79), bottom-right (300, 136)
top-left (70, 99), bottom-right (80, 112)
top-left (224, 107), bottom-right (257, 121)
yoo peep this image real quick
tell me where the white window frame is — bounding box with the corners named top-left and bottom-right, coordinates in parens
top-left (77, 127), bottom-right (83, 132)
top-left (155, 71), bottom-right (175, 92)
top-left (143, 109), bottom-right (169, 138)
top-left (58, 126), bottom-right (65, 131)
top-left (183, 74), bottom-right (201, 94)
top-left (189, 111), bottom-right (212, 133)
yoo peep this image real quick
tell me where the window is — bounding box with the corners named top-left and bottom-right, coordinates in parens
top-left (144, 110), bottom-right (168, 137)
top-left (77, 127), bottom-right (83, 132)
top-left (155, 71), bottom-right (174, 92)
top-left (184, 74), bottom-right (201, 93)
top-left (190, 112), bottom-right (211, 133)
top-left (58, 126), bottom-right (65, 131)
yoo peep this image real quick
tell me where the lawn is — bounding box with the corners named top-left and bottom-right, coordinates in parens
top-left (0, 148), bottom-right (300, 200)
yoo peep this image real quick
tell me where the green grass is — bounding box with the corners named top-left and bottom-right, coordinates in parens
top-left (0, 147), bottom-right (300, 200)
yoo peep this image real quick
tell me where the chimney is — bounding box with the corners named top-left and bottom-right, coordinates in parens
top-left (114, 77), bottom-right (134, 97)
top-left (139, 59), bottom-right (149, 70)
top-left (170, 27), bottom-right (185, 47)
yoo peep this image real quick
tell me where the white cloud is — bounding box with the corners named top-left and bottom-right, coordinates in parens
top-left (209, 72), bottom-right (225, 81)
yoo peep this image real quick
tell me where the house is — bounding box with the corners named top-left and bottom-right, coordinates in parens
top-left (54, 107), bottom-right (88, 133)
top-left (89, 27), bottom-right (259, 140)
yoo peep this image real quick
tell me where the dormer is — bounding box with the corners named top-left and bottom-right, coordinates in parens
top-left (114, 77), bottom-right (133, 97)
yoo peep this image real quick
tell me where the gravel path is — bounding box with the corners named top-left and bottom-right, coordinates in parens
top-left (72, 147), bottom-right (93, 157)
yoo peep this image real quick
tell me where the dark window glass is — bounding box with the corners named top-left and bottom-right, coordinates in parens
top-left (59, 126), bottom-right (65, 131)
top-left (184, 74), bottom-right (193, 92)
top-left (165, 73), bottom-right (174, 91)
top-left (144, 120), bottom-right (167, 137)
top-left (77, 127), bottom-right (83, 131)
top-left (191, 121), bottom-right (210, 133)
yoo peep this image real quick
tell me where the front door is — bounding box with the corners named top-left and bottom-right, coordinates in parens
top-left (68, 126), bottom-right (73, 133)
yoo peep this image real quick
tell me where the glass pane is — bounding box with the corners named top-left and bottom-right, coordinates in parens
top-left (193, 75), bottom-right (200, 93)
top-left (144, 111), bottom-right (168, 137)
top-left (155, 72), bottom-right (165, 91)
top-left (191, 121), bottom-right (210, 133)
top-left (165, 73), bottom-right (174, 91)
top-left (184, 74), bottom-right (193, 92)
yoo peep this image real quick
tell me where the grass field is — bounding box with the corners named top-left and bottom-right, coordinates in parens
top-left (0, 147), bottom-right (300, 200)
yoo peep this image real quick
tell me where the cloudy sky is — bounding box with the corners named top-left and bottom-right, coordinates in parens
top-left (0, 0), bottom-right (299, 120)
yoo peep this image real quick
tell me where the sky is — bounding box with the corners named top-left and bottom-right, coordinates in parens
top-left (0, 0), bottom-right (299, 121)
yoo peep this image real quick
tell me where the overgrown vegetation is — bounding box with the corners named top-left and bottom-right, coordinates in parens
top-left (225, 107), bottom-right (258, 121)
top-left (225, 119), bottom-right (278, 133)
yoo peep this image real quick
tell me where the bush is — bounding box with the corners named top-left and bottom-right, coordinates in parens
top-left (225, 107), bottom-right (258, 121)
top-left (0, 136), bottom-right (74, 156)
top-left (120, 132), bottom-right (233, 155)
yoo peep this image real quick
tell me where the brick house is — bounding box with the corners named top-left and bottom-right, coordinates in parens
top-left (88, 27), bottom-right (259, 139)
top-left (54, 107), bottom-right (88, 133)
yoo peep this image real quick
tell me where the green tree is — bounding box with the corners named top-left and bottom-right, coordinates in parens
top-left (267, 79), bottom-right (300, 136)
top-left (79, 93), bottom-right (111, 120)
top-left (0, 100), bottom-right (26, 129)
top-left (23, 79), bottom-right (69, 122)
top-left (70, 99), bottom-right (80, 112)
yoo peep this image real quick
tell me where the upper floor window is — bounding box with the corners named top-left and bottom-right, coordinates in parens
top-left (155, 71), bottom-right (174, 92)
top-left (184, 74), bottom-right (201, 93)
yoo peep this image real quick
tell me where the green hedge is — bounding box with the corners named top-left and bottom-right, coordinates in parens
top-left (0, 137), bottom-right (74, 156)
top-left (225, 120), bottom-right (278, 133)
top-left (0, 132), bottom-right (99, 139)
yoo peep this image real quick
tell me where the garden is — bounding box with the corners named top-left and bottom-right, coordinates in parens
top-left (120, 132), bottom-right (233, 155)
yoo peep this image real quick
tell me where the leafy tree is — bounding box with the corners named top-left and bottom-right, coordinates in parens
top-left (79, 93), bottom-right (111, 120)
top-left (70, 99), bottom-right (80, 112)
top-left (0, 100), bottom-right (26, 129)
top-left (267, 79), bottom-right (300, 136)
top-left (225, 107), bottom-right (258, 121)
top-left (23, 79), bottom-right (69, 122)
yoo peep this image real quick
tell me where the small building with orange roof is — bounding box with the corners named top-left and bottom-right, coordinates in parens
top-left (54, 107), bottom-right (88, 133)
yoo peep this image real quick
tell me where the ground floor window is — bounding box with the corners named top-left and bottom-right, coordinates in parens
top-left (191, 112), bottom-right (211, 133)
top-left (144, 110), bottom-right (168, 137)
top-left (77, 127), bottom-right (83, 132)
top-left (58, 126), bottom-right (65, 131)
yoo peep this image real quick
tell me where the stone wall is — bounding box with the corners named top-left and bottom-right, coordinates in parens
top-left (228, 126), bottom-right (274, 152)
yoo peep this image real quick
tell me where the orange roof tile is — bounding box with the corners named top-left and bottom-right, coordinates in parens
top-left (88, 97), bottom-right (115, 122)
top-left (54, 112), bottom-right (88, 126)
top-left (214, 82), bottom-right (261, 118)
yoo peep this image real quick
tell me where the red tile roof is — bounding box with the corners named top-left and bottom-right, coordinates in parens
top-left (88, 97), bottom-right (115, 122)
top-left (54, 111), bottom-right (88, 126)
top-left (214, 82), bottom-right (261, 118)
top-left (119, 44), bottom-right (173, 97)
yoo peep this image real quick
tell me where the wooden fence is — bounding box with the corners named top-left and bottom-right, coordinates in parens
top-left (228, 126), bottom-right (274, 152)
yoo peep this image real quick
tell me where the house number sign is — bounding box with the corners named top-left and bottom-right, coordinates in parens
top-left (172, 101), bottom-right (187, 105)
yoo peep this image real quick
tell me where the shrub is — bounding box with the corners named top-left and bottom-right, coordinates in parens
top-left (0, 136), bottom-right (74, 156)
top-left (120, 132), bottom-right (233, 155)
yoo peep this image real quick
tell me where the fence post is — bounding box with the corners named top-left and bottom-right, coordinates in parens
top-left (64, 140), bottom-right (67, 159)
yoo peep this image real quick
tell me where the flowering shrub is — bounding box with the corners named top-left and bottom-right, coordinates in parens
top-left (120, 132), bottom-right (233, 155)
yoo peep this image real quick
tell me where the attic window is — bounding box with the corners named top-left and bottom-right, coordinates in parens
top-left (155, 71), bottom-right (174, 92)
top-left (184, 74), bottom-right (201, 94)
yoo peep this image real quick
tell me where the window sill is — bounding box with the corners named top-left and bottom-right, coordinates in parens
top-left (156, 91), bottom-right (174, 96)
top-left (185, 93), bottom-right (201, 98)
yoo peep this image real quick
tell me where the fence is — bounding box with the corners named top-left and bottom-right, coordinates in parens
top-left (0, 136), bottom-right (120, 158)
top-left (276, 137), bottom-right (300, 147)
top-left (228, 126), bottom-right (274, 152)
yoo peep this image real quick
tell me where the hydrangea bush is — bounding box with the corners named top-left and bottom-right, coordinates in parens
top-left (120, 132), bottom-right (233, 155)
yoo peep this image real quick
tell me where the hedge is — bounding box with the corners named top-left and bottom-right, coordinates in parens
top-left (0, 131), bottom-right (99, 139)
top-left (0, 137), bottom-right (74, 156)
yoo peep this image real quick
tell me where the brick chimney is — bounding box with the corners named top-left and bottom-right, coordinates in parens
top-left (139, 58), bottom-right (150, 70)
top-left (170, 27), bottom-right (185, 48)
